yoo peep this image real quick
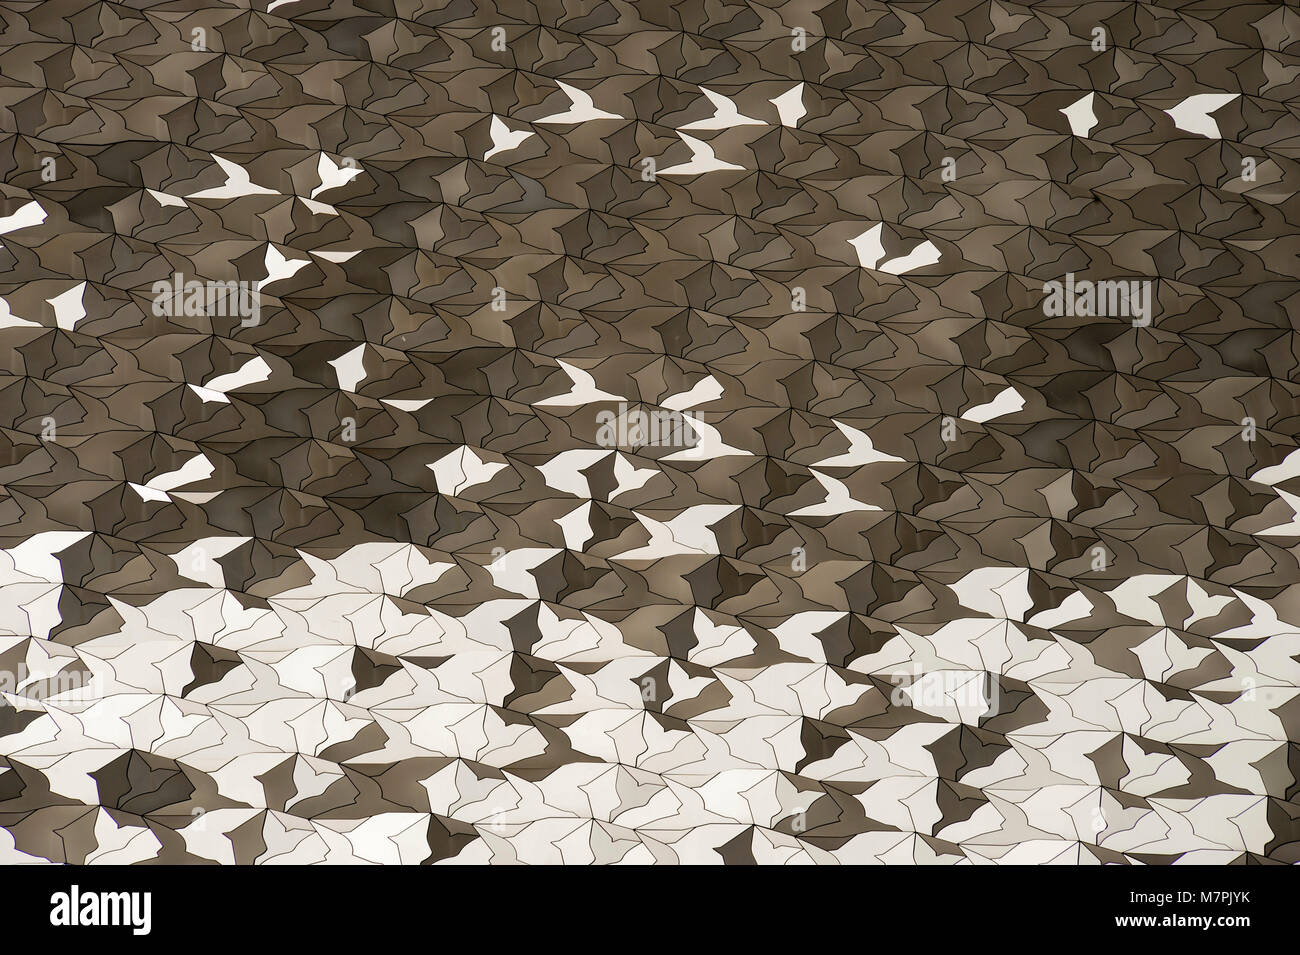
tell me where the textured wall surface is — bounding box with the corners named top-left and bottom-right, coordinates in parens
top-left (0, 0), bottom-right (1298, 864)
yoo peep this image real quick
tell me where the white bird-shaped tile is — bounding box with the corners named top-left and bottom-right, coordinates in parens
top-left (47, 283), bottom-right (86, 331)
top-left (615, 506), bottom-right (737, 559)
top-left (538, 449), bottom-right (612, 498)
top-left (536, 82), bottom-right (623, 124)
top-left (960, 386), bottom-right (1025, 423)
top-left (790, 470), bottom-right (881, 516)
top-left (311, 153), bottom-right (363, 198)
top-left (555, 501), bottom-right (594, 551)
top-left (146, 189), bottom-right (187, 208)
top-left (0, 200), bottom-right (45, 235)
top-left (256, 244), bottom-right (309, 294)
top-left (609, 452), bottom-right (657, 502)
top-left (770, 84), bottom-right (807, 128)
top-left (382, 397), bottom-right (431, 412)
top-left (1251, 448), bottom-right (1300, 487)
top-left (1165, 93), bottom-right (1238, 139)
top-left (662, 414), bottom-right (751, 461)
top-left (813, 421), bottom-right (905, 467)
top-left (428, 446), bottom-right (506, 496)
top-left (661, 374), bottom-right (723, 411)
top-left (186, 156), bottom-right (278, 199)
top-left (311, 249), bottom-right (360, 263)
top-left (879, 239), bottom-right (941, 275)
top-left (189, 356), bottom-right (272, 403)
top-left (1060, 92), bottom-right (1098, 138)
top-left (484, 115), bottom-right (535, 161)
top-left (130, 454), bottom-right (215, 502)
top-left (682, 88), bottom-right (764, 130)
top-left (297, 197), bottom-right (336, 216)
top-left (486, 547), bottom-right (560, 598)
top-left (849, 224), bottom-right (941, 274)
top-left (658, 133), bottom-right (744, 176)
top-left (328, 343), bottom-right (368, 392)
top-left (6, 531), bottom-right (90, 582)
top-left (848, 224), bottom-right (888, 270)
top-left (534, 360), bottom-right (625, 407)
